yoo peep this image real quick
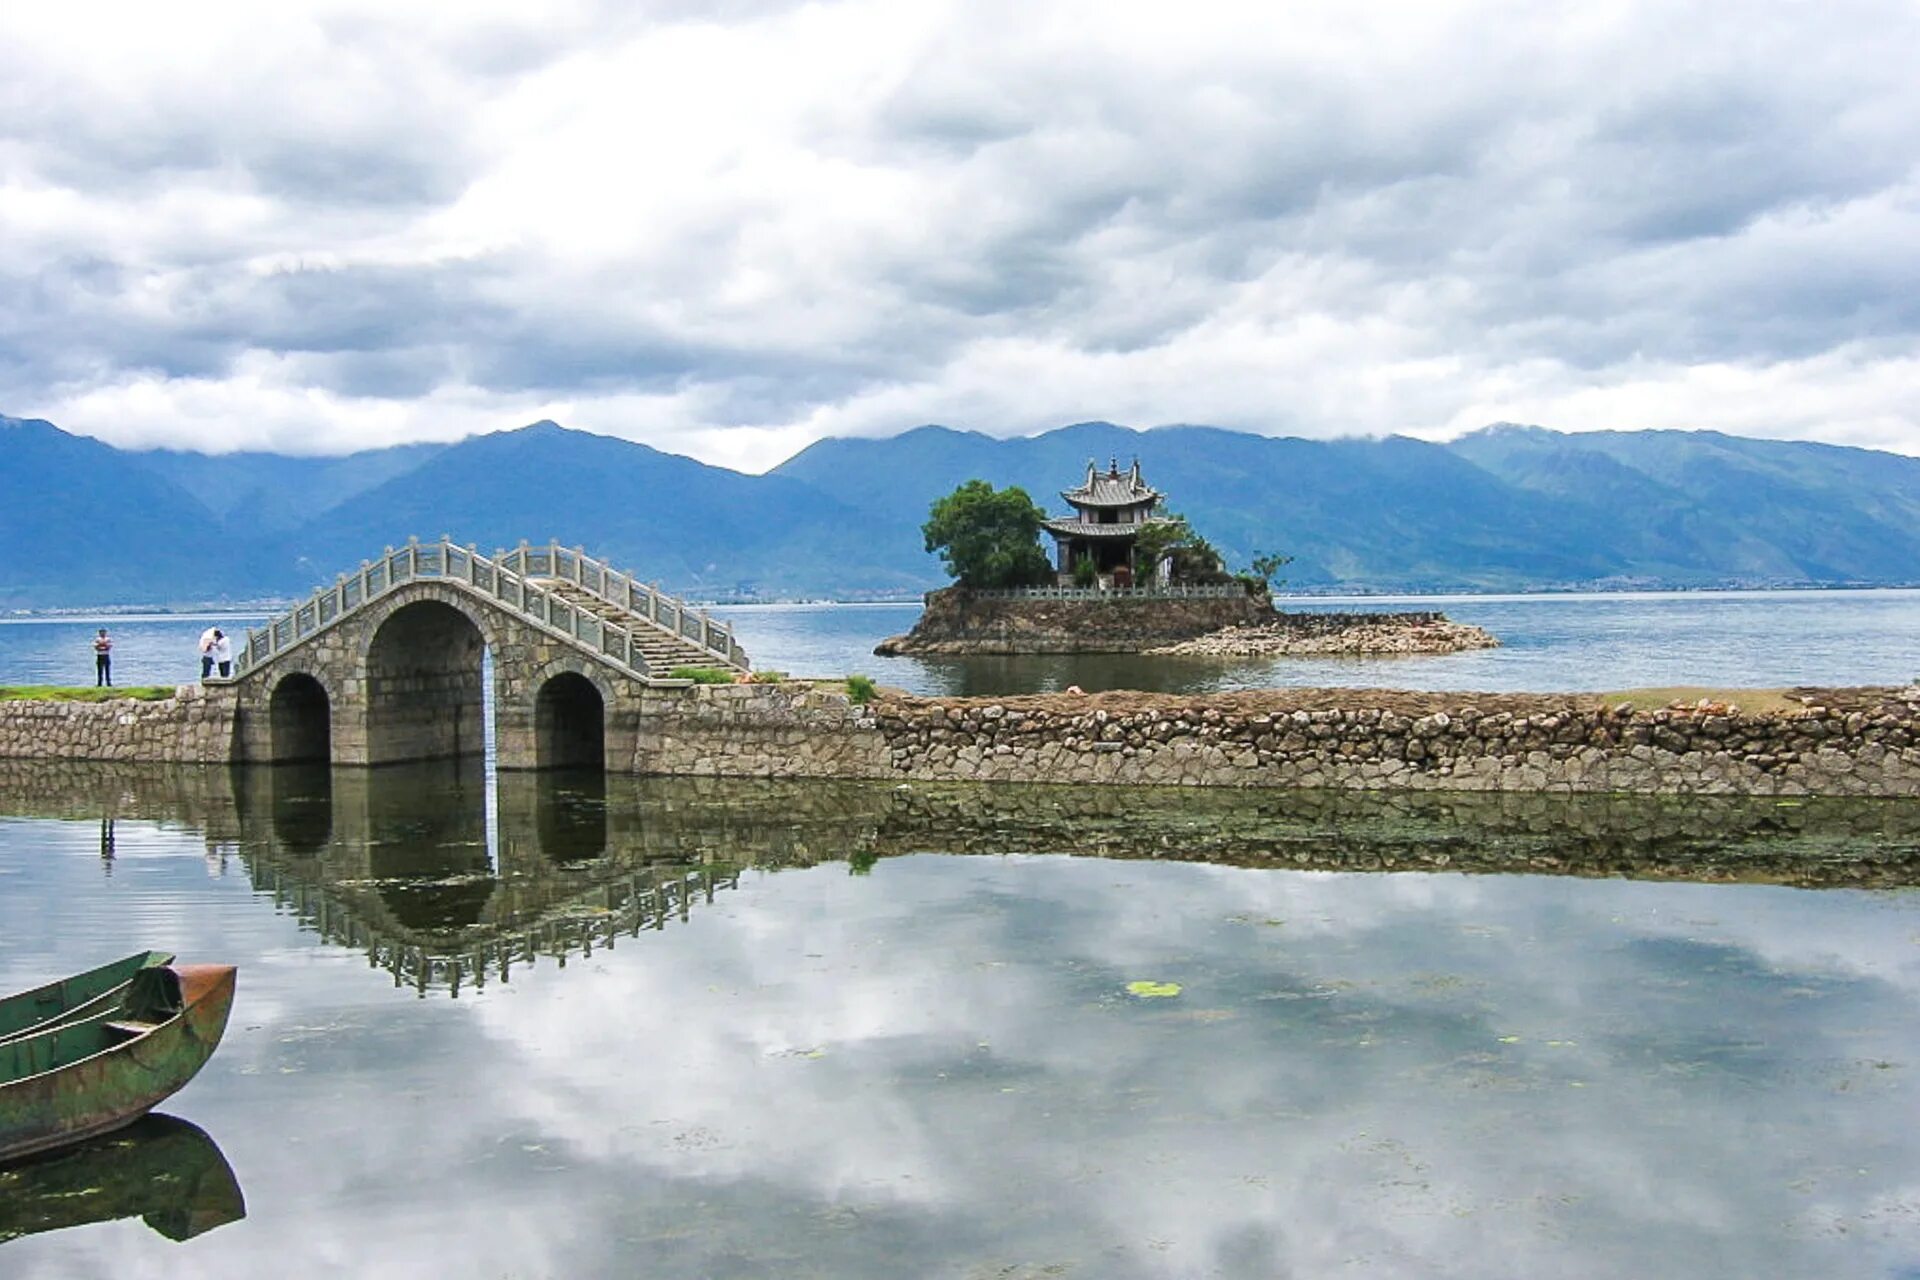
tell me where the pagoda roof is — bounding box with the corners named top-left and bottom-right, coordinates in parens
top-left (1041, 517), bottom-right (1167, 539)
top-left (1062, 457), bottom-right (1161, 509)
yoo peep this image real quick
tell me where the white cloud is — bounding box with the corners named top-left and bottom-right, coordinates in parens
top-left (1, 0), bottom-right (1917, 469)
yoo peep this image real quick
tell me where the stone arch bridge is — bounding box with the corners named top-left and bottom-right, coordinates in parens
top-left (229, 538), bottom-right (750, 769)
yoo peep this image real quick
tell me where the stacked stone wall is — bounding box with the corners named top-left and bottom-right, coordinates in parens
top-left (629, 683), bottom-right (891, 779)
top-left (630, 683), bottom-right (1920, 797)
top-left (11, 675), bottom-right (1920, 798)
top-left (875, 688), bottom-right (1920, 795)
top-left (0, 684), bottom-right (238, 763)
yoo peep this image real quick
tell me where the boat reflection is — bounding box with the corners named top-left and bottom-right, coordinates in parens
top-left (0, 1113), bottom-right (245, 1245)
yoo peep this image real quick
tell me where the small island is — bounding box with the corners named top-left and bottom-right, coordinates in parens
top-left (876, 459), bottom-right (1499, 657)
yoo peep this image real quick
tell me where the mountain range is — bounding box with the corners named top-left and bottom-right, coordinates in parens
top-left (5, 412), bottom-right (1918, 607)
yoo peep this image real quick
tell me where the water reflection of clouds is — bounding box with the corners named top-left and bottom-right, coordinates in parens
top-left (5, 828), bottom-right (1920, 1277)
top-left (457, 857), bottom-right (1920, 1278)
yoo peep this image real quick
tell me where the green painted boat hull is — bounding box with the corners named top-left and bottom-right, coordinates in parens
top-left (0, 965), bottom-right (236, 1163)
top-left (0, 950), bottom-right (173, 1045)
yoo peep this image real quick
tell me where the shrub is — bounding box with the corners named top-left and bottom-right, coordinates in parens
top-left (1072, 553), bottom-right (1098, 588)
top-left (667, 666), bottom-right (739, 684)
top-left (845, 674), bottom-right (877, 705)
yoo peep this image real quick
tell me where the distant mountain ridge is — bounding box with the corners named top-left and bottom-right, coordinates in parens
top-left (4, 412), bottom-right (1917, 607)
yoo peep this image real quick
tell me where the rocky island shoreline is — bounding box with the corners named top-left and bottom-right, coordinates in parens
top-left (1150, 613), bottom-right (1500, 657)
top-left (874, 587), bottom-right (1499, 658)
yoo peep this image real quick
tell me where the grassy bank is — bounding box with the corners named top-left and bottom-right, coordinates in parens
top-left (1596, 687), bottom-right (1808, 715)
top-left (0, 685), bottom-right (177, 703)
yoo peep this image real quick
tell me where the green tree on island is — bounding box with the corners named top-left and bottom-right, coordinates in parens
top-left (922, 480), bottom-right (1054, 588)
top-left (1245, 551), bottom-right (1293, 592)
top-left (1131, 511), bottom-right (1232, 586)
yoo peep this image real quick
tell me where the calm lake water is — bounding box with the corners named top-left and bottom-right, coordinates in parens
top-left (6, 587), bottom-right (1920, 694)
top-left (5, 594), bottom-right (1920, 1276)
top-left (2, 765), bottom-right (1919, 1277)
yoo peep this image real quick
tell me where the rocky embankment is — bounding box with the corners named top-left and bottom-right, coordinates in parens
top-left (1151, 612), bottom-right (1499, 656)
top-left (874, 586), bottom-right (1271, 655)
top-left (874, 589), bottom-right (1498, 656)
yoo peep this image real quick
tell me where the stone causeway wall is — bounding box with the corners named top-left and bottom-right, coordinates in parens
top-left (0, 684), bottom-right (238, 763)
top-left (628, 683), bottom-right (891, 778)
top-left (10, 679), bottom-right (1920, 797)
top-left (631, 683), bottom-right (1920, 797)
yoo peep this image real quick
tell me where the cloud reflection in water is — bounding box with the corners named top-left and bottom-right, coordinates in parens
top-left (0, 765), bottom-right (1916, 1277)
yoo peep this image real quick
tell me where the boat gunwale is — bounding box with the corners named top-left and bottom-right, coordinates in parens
top-left (0, 951), bottom-right (174, 1047)
top-left (0, 966), bottom-right (234, 1092)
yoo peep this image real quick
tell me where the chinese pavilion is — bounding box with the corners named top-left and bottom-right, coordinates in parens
top-left (1041, 457), bottom-right (1171, 585)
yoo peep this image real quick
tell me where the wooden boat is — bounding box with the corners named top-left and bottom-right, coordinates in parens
top-left (0, 950), bottom-right (173, 1046)
top-left (0, 963), bottom-right (236, 1162)
top-left (0, 1112), bottom-right (245, 1243)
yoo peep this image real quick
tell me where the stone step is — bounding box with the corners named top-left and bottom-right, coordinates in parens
top-left (528, 577), bottom-right (741, 673)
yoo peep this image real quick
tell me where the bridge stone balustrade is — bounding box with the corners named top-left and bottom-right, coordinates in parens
top-left (228, 537), bottom-right (750, 769)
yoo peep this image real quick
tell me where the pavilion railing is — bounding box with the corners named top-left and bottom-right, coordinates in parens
top-left (958, 583), bottom-right (1251, 601)
top-left (234, 536), bottom-right (748, 680)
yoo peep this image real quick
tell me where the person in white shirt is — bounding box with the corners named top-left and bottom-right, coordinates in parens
top-left (211, 630), bottom-right (234, 679)
top-left (198, 627), bottom-right (219, 680)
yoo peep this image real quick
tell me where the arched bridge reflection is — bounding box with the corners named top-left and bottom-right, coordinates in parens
top-left (234, 764), bottom-right (746, 996)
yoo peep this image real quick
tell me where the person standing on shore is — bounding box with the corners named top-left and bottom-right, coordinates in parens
top-left (198, 626), bottom-right (218, 679)
top-left (212, 629), bottom-right (233, 679)
top-left (92, 629), bottom-right (112, 687)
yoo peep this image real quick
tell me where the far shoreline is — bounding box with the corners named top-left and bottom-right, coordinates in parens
top-left (9, 581), bottom-right (1920, 621)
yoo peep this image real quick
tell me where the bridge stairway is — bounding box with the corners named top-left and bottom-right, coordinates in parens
top-left (528, 577), bottom-right (738, 674)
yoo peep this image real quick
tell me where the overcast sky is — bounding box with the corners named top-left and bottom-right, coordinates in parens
top-left (3, 1), bottom-right (1918, 471)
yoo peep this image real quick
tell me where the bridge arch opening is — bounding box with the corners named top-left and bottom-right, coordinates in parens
top-left (271, 764), bottom-right (334, 855)
top-left (537, 770), bottom-right (608, 863)
top-left (367, 601), bottom-right (488, 765)
top-left (369, 762), bottom-right (496, 929)
top-left (535, 672), bottom-right (606, 770)
top-left (270, 673), bottom-right (332, 764)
